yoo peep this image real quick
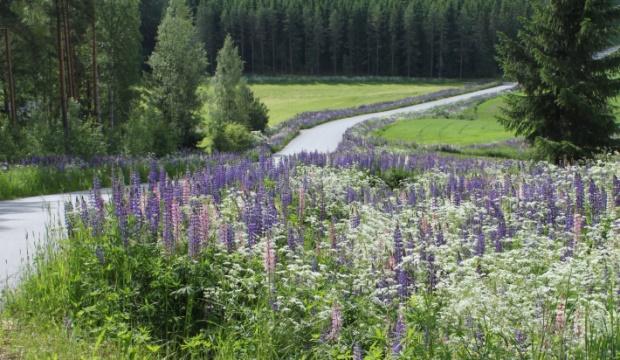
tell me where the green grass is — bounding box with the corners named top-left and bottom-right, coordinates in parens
top-left (201, 78), bottom-right (465, 126)
top-left (251, 81), bottom-right (463, 125)
top-left (376, 97), bottom-right (514, 146)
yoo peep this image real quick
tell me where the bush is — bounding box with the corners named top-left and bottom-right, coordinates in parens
top-left (124, 94), bottom-right (179, 156)
top-left (219, 123), bottom-right (255, 152)
top-left (241, 86), bottom-right (269, 132)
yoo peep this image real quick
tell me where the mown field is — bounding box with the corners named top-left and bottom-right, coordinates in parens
top-left (246, 79), bottom-right (464, 125)
top-left (376, 95), bottom-right (620, 148)
top-left (376, 97), bottom-right (513, 146)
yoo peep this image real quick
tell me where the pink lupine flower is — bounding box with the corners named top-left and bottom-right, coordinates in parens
top-left (200, 205), bottom-right (210, 243)
top-left (325, 302), bottom-right (343, 341)
top-left (555, 303), bottom-right (566, 332)
top-left (264, 237), bottom-right (276, 275)
top-left (182, 178), bottom-right (191, 206)
top-left (172, 200), bottom-right (182, 244)
top-left (298, 187), bottom-right (305, 220)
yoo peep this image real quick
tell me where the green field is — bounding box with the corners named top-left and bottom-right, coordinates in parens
top-left (376, 97), bottom-right (514, 146)
top-left (245, 80), bottom-right (464, 125)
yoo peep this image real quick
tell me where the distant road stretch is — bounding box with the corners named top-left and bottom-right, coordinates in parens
top-left (276, 83), bottom-right (517, 156)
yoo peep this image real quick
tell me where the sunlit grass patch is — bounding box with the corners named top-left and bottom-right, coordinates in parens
top-left (375, 97), bottom-right (514, 146)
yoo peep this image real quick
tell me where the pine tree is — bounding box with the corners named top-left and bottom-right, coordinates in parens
top-left (149, 0), bottom-right (208, 149)
top-left (497, 0), bottom-right (620, 162)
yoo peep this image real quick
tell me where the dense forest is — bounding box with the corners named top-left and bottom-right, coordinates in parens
top-left (191, 0), bottom-right (531, 78)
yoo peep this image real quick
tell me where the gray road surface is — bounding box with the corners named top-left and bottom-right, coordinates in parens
top-left (0, 191), bottom-right (109, 288)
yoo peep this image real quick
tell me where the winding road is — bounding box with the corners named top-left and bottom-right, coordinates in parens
top-left (1, 83), bottom-right (516, 286)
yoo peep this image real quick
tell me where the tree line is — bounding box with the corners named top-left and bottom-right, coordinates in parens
top-left (194, 0), bottom-right (531, 78)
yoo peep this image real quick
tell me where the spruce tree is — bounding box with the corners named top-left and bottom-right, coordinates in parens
top-left (202, 35), bottom-right (268, 152)
top-left (148, 0), bottom-right (208, 149)
top-left (497, 0), bottom-right (620, 162)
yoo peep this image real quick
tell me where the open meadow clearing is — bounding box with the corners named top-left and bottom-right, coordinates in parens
top-left (200, 79), bottom-right (466, 126)
top-left (375, 97), bottom-right (514, 146)
top-left (376, 95), bottom-right (620, 149)
top-left (248, 79), bottom-right (465, 125)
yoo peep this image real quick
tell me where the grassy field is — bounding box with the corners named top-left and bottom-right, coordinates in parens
top-left (375, 96), bottom-right (514, 146)
top-left (201, 78), bottom-right (465, 126)
top-left (378, 95), bottom-right (620, 146)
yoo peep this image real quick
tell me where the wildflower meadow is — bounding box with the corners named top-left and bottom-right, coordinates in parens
top-left (5, 151), bottom-right (618, 358)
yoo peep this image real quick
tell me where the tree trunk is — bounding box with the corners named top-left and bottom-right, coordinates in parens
top-left (91, 3), bottom-right (100, 122)
top-left (62, 0), bottom-right (76, 100)
top-left (2, 28), bottom-right (17, 129)
top-left (55, 0), bottom-right (69, 149)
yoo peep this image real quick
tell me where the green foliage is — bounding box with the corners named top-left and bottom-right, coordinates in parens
top-left (218, 123), bottom-right (256, 152)
top-left (202, 35), bottom-right (268, 152)
top-left (497, 0), bottom-right (620, 162)
top-left (209, 35), bottom-right (249, 127)
top-left (96, 0), bottom-right (142, 147)
top-left (240, 86), bottom-right (269, 132)
top-left (148, 0), bottom-right (208, 149)
top-left (124, 100), bottom-right (178, 157)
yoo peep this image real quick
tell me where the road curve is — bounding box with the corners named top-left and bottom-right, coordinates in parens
top-left (276, 83), bottom-right (517, 156)
top-left (0, 84), bottom-right (515, 286)
top-left (0, 191), bottom-right (110, 287)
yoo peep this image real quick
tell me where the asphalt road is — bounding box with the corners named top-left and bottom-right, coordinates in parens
top-left (276, 83), bottom-right (517, 156)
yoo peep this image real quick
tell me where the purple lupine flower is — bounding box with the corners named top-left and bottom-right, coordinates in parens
top-left (281, 184), bottom-right (292, 218)
top-left (613, 175), bottom-right (620, 207)
top-left (588, 179), bottom-right (598, 218)
top-left (91, 177), bottom-right (105, 236)
top-left (129, 170), bottom-right (142, 221)
top-left (225, 223), bottom-right (235, 252)
top-left (574, 173), bottom-right (584, 214)
top-left (353, 343), bottom-right (363, 360)
top-left (514, 329), bottom-right (528, 352)
top-left (95, 245), bottom-right (105, 265)
top-left (188, 206), bottom-right (201, 258)
top-left (350, 209), bottom-right (361, 229)
top-left (346, 186), bottom-right (356, 204)
top-left (393, 224), bottom-right (409, 298)
top-left (146, 189), bottom-right (160, 237)
top-left (287, 226), bottom-right (297, 251)
top-left (435, 226), bottom-right (445, 246)
top-left (64, 201), bottom-right (74, 236)
top-left (393, 224), bottom-right (403, 265)
top-left (475, 231), bottom-right (485, 257)
top-left (79, 196), bottom-right (89, 226)
top-left (162, 184), bottom-right (174, 252)
top-left (391, 307), bottom-right (406, 357)
top-left (427, 252), bottom-right (437, 291)
top-left (148, 161), bottom-right (158, 191)
top-left (492, 231), bottom-right (502, 253)
top-left (248, 196), bottom-right (263, 247)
